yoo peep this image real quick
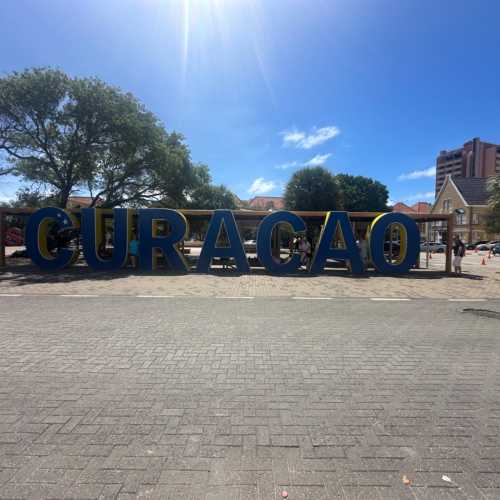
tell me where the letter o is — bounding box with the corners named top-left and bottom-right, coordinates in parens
top-left (369, 212), bottom-right (419, 274)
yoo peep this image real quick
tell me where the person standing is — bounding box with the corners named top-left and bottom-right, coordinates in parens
top-left (357, 231), bottom-right (369, 270)
top-left (298, 235), bottom-right (312, 268)
top-left (289, 234), bottom-right (296, 258)
top-left (129, 233), bottom-right (139, 269)
top-left (452, 235), bottom-right (466, 276)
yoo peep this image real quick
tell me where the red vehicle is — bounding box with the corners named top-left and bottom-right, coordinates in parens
top-left (5, 227), bottom-right (24, 246)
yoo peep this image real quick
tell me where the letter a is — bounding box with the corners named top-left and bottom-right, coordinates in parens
top-left (197, 210), bottom-right (249, 273)
top-left (310, 211), bottom-right (363, 274)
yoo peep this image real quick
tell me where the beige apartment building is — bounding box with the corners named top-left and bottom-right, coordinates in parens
top-left (431, 175), bottom-right (498, 243)
top-left (436, 137), bottom-right (500, 195)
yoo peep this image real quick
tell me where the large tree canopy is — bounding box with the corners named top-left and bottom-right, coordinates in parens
top-left (9, 187), bottom-right (56, 208)
top-left (0, 68), bottom-right (208, 208)
top-left (188, 184), bottom-right (237, 210)
top-left (0, 153), bottom-right (14, 176)
top-left (335, 173), bottom-right (388, 211)
top-left (284, 167), bottom-right (342, 211)
top-left (487, 177), bottom-right (500, 234)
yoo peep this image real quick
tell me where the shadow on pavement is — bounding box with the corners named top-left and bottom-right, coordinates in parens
top-left (0, 260), bottom-right (485, 287)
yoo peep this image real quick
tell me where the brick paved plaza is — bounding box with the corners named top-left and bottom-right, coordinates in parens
top-left (1, 252), bottom-right (500, 300)
top-left (1, 295), bottom-right (500, 499)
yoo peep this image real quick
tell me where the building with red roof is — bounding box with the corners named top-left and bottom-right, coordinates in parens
top-left (246, 196), bottom-right (285, 211)
top-left (392, 201), bottom-right (431, 214)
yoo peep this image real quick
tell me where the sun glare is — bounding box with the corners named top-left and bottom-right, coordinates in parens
top-left (172, 0), bottom-right (274, 101)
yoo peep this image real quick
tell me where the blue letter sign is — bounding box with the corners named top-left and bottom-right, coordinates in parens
top-left (25, 207), bottom-right (80, 270)
top-left (197, 210), bottom-right (249, 273)
top-left (310, 211), bottom-right (363, 274)
top-left (24, 208), bottom-right (422, 276)
top-left (257, 211), bottom-right (306, 274)
top-left (368, 212), bottom-right (419, 274)
top-left (81, 208), bottom-right (131, 271)
top-left (138, 209), bottom-right (189, 271)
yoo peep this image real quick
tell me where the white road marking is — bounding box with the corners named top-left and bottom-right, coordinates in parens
top-left (370, 298), bottom-right (411, 301)
top-left (215, 296), bottom-right (254, 299)
top-left (0, 294), bottom-right (22, 297)
top-left (448, 298), bottom-right (486, 302)
top-left (60, 294), bottom-right (100, 298)
top-left (136, 295), bottom-right (175, 298)
top-left (292, 296), bottom-right (332, 300)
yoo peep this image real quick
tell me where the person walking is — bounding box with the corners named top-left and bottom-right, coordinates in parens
top-left (452, 235), bottom-right (466, 276)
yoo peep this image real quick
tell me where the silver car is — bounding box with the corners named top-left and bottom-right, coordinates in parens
top-left (420, 241), bottom-right (447, 253)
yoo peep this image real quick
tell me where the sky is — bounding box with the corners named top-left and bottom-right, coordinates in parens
top-left (2, 0), bottom-right (500, 205)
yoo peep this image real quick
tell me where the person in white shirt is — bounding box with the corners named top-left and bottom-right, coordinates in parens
top-left (357, 231), bottom-right (369, 270)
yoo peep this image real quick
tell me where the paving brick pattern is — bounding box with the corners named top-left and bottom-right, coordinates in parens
top-left (1, 296), bottom-right (500, 499)
top-left (1, 252), bottom-right (500, 299)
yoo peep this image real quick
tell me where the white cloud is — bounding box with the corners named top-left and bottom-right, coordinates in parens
top-left (282, 131), bottom-right (305, 146)
top-left (402, 191), bottom-right (435, 202)
top-left (0, 174), bottom-right (20, 203)
top-left (281, 126), bottom-right (340, 149)
top-left (248, 177), bottom-right (277, 195)
top-left (398, 166), bottom-right (436, 181)
top-left (275, 161), bottom-right (299, 170)
top-left (305, 153), bottom-right (331, 166)
top-left (275, 153), bottom-right (332, 170)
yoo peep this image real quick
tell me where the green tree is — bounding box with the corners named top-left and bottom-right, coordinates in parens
top-left (0, 154), bottom-right (14, 177)
top-left (335, 173), bottom-right (389, 211)
top-left (0, 68), bottom-right (201, 208)
top-left (0, 166), bottom-right (13, 176)
top-left (486, 177), bottom-right (500, 234)
top-left (189, 184), bottom-right (237, 210)
top-left (10, 188), bottom-right (56, 208)
top-left (284, 167), bottom-right (342, 211)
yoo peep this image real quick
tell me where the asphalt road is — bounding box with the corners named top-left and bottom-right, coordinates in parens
top-left (1, 296), bottom-right (500, 499)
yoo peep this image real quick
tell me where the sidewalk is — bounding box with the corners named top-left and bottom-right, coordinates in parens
top-left (1, 253), bottom-right (499, 299)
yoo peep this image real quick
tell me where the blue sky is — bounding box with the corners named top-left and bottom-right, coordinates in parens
top-left (2, 0), bottom-right (500, 205)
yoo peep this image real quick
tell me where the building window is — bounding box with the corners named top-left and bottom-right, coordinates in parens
top-left (443, 199), bottom-right (452, 211)
top-left (456, 213), bottom-right (466, 225)
top-left (472, 213), bottom-right (480, 224)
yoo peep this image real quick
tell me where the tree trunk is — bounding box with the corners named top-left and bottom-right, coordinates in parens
top-left (59, 188), bottom-right (71, 208)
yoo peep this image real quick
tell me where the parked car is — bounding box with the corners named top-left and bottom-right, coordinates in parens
top-left (420, 241), bottom-right (447, 253)
top-left (384, 241), bottom-right (401, 259)
top-left (420, 242), bottom-right (428, 251)
top-left (492, 243), bottom-right (500, 255)
top-left (434, 242), bottom-right (447, 253)
top-left (476, 244), bottom-right (490, 252)
top-left (384, 241), bottom-right (400, 252)
top-left (486, 240), bottom-right (500, 249)
top-left (243, 239), bottom-right (257, 251)
top-left (466, 240), bottom-right (489, 250)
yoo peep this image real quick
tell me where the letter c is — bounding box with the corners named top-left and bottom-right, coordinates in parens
top-left (26, 207), bottom-right (80, 270)
top-left (257, 211), bottom-right (306, 274)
